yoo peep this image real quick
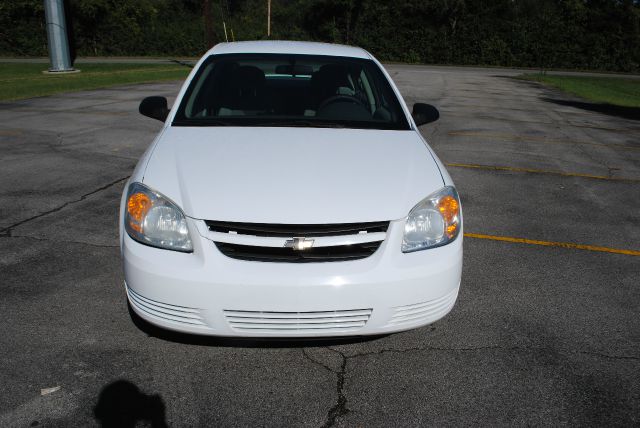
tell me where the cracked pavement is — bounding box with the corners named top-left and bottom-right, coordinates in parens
top-left (1, 66), bottom-right (639, 426)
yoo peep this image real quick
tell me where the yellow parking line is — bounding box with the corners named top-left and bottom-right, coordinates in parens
top-left (465, 233), bottom-right (640, 256)
top-left (445, 162), bottom-right (640, 183)
top-left (447, 131), bottom-right (640, 151)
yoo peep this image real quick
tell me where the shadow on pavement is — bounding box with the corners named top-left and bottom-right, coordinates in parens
top-left (94, 380), bottom-right (167, 428)
top-left (128, 302), bottom-right (387, 348)
top-left (494, 75), bottom-right (640, 121)
top-left (541, 97), bottom-right (640, 121)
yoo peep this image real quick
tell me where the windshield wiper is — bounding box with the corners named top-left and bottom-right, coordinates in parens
top-left (257, 120), bottom-right (346, 128)
top-left (172, 118), bottom-right (234, 126)
top-left (173, 118), bottom-right (354, 128)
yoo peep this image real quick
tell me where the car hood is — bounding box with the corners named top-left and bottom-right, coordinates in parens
top-left (143, 127), bottom-right (444, 224)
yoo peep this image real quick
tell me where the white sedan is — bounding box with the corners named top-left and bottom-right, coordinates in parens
top-left (120, 41), bottom-right (462, 337)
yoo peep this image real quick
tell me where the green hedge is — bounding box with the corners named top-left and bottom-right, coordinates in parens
top-left (2, 0), bottom-right (639, 72)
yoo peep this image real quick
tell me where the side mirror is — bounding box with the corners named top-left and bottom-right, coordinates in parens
top-left (139, 96), bottom-right (169, 122)
top-left (412, 103), bottom-right (439, 126)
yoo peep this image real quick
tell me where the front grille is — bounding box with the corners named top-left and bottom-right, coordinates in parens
top-left (215, 241), bottom-right (381, 262)
top-left (224, 308), bottom-right (372, 333)
top-left (207, 221), bottom-right (389, 263)
top-left (205, 220), bottom-right (389, 237)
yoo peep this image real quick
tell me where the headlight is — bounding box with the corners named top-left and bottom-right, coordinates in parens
top-left (125, 182), bottom-right (193, 252)
top-left (402, 186), bottom-right (461, 253)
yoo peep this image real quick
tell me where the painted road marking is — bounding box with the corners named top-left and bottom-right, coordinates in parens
top-left (465, 233), bottom-right (640, 256)
top-left (446, 162), bottom-right (640, 183)
top-left (447, 130), bottom-right (640, 151)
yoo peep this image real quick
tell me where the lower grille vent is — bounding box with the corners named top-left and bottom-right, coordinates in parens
top-left (387, 289), bottom-right (458, 327)
top-left (224, 308), bottom-right (372, 333)
top-left (127, 286), bottom-right (206, 327)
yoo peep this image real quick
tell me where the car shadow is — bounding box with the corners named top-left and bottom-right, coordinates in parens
top-left (540, 97), bottom-right (640, 121)
top-left (494, 75), bottom-right (640, 122)
top-left (128, 303), bottom-right (387, 348)
top-left (94, 380), bottom-right (167, 428)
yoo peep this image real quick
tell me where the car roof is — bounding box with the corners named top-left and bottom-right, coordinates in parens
top-left (207, 40), bottom-right (372, 59)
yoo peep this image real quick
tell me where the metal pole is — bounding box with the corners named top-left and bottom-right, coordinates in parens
top-left (43, 0), bottom-right (73, 72)
top-left (267, 0), bottom-right (271, 37)
top-left (203, 0), bottom-right (214, 49)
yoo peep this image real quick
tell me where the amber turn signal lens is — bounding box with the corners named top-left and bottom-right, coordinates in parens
top-left (438, 195), bottom-right (460, 238)
top-left (437, 196), bottom-right (459, 222)
top-left (127, 192), bottom-right (152, 232)
top-left (446, 223), bottom-right (458, 237)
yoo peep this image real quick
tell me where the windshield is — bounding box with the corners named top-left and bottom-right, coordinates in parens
top-left (173, 54), bottom-right (410, 130)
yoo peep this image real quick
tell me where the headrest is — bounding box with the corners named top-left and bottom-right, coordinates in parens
top-left (312, 64), bottom-right (351, 88)
top-left (231, 66), bottom-right (266, 88)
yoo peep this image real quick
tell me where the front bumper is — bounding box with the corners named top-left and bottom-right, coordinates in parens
top-left (122, 220), bottom-right (462, 337)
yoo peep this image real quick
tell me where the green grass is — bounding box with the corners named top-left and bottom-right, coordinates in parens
top-left (0, 63), bottom-right (190, 101)
top-left (521, 74), bottom-right (640, 107)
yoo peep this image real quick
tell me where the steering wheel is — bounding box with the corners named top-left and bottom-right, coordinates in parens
top-left (317, 94), bottom-right (367, 111)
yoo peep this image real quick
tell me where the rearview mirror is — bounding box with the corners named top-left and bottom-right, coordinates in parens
top-left (139, 96), bottom-right (169, 122)
top-left (412, 103), bottom-right (439, 126)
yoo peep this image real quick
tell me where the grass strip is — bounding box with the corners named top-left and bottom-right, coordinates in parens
top-left (0, 63), bottom-right (190, 101)
top-left (520, 74), bottom-right (640, 107)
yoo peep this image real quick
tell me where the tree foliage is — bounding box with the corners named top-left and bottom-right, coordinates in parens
top-left (2, 0), bottom-right (639, 72)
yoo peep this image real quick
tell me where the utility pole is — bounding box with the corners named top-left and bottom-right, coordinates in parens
top-left (203, 0), bottom-right (215, 48)
top-left (267, 0), bottom-right (271, 37)
top-left (43, 0), bottom-right (74, 72)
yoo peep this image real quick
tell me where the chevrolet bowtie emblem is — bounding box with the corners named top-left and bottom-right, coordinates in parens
top-left (284, 237), bottom-right (315, 250)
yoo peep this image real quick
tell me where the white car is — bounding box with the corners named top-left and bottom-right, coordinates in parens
top-left (121, 41), bottom-right (462, 337)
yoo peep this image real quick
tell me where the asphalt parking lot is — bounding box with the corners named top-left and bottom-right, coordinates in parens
top-left (1, 64), bottom-right (639, 426)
